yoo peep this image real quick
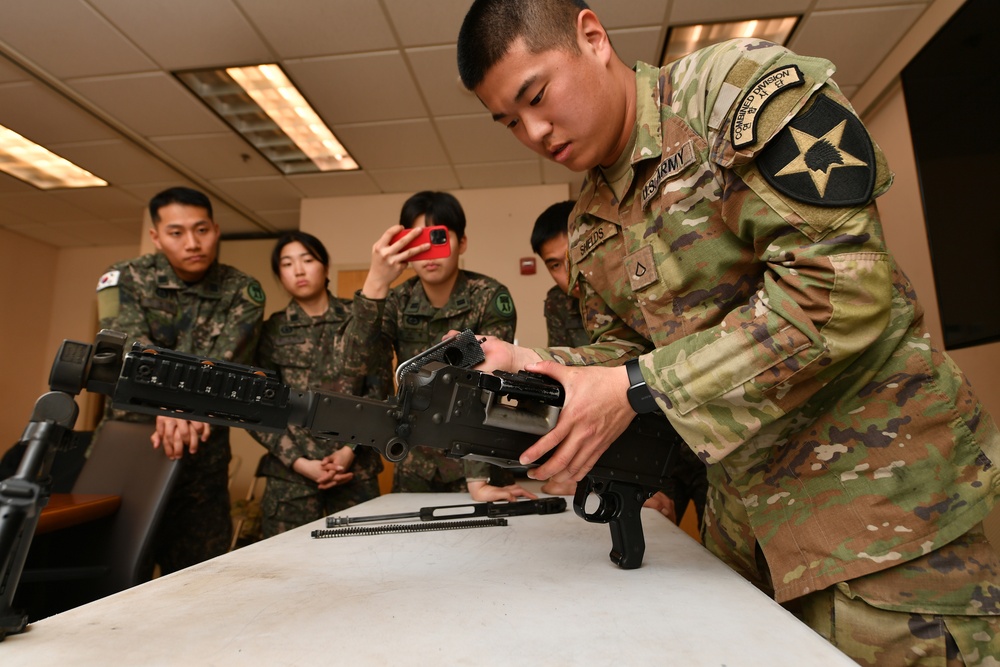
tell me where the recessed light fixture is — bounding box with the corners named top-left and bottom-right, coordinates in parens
top-left (661, 16), bottom-right (800, 66)
top-left (176, 64), bottom-right (358, 175)
top-left (0, 124), bottom-right (108, 189)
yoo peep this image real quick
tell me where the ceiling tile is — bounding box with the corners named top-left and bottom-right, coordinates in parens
top-left (455, 161), bottom-right (543, 190)
top-left (334, 119), bottom-right (448, 170)
top-left (382, 0), bottom-right (472, 47)
top-left (6, 223), bottom-right (92, 247)
top-left (789, 5), bottom-right (928, 86)
top-left (816, 0), bottom-right (927, 7)
top-left (0, 0), bottom-right (156, 78)
top-left (235, 0), bottom-right (397, 58)
top-left (407, 46), bottom-right (484, 117)
top-left (53, 186), bottom-right (146, 220)
top-left (366, 166), bottom-right (461, 194)
top-left (588, 0), bottom-right (670, 27)
top-left (437, 114), bottom-right (531, 164)
top-left (210, 176), bottom-right (306, 212)
top-left (670, 0), bottom-right (813, 24)
top-left (45, 219), bottom-right (143, 246)
top-left (286, 171), bottom-right (381, 198)
top-left (0, 81), bottom-right (118, 144)
top-left (54, 140), bottom-right (185, 186)
top-left (68, 72), bottom-right (227, 137)
top-left (151, 134), bottom-right (279, 180)
top-left (0, 55), bottom-right (30, 84)
top-left (90, 0), bottom-right (274, 70)
top-left (255, 209), bottom-right (300, 231)
top-left (212, 204), bottom-right (270, 236)
top-left (0, 172), bottom-right (37, 195)
top-left (285, 52), bottom-right (426, 125)
top-left (0, 191), bottom-right (100, 223)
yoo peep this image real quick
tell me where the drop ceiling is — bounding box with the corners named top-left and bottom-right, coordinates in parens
top-left (0, 0), bottom-right (947, 247)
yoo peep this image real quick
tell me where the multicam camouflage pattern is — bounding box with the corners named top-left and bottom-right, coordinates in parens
top-left (353, 270), bottom-right (517, 489)
top-left (543, 285), bottom-right (590, 347)
top-left (96, 252), bottom-right (264, 571)
top-left (535, 38), bottom-right (1000, 613)
top-left (251, 293), bottom-right (387, 536)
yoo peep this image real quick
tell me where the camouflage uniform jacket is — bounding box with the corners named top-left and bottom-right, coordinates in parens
top-left (353, 270), bottom-right (517, 483)
top-left (95, 252), bottom-right (265, 470)
top-left (251, 293), bottom-right (386, 484)
top-left (537, 40), bottom-right (1000, 604)
top-left (544, 285), bottom-right (590, 347)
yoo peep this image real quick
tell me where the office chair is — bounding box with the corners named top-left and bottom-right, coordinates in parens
top-left (17, 421), bottom-right (180, 616)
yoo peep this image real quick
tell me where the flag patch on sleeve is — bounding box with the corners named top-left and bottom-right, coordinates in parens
top-left (97, 270), bottom-right (120, 291)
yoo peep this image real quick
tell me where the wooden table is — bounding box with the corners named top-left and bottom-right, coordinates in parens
top-left (35, 493), bottom-right (120, 535)
top-left (3, 493), bottom-right (856, 665)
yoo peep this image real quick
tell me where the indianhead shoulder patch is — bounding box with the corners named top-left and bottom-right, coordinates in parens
top-left (757, 95), bottom-right (876, 207)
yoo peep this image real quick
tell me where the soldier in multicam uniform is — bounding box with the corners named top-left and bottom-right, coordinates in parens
top-left (351, 191), bottom-right (537, 502)
top-left (458, 1), bottom-right (1000, 663)
top-left (533, 199), bottom-right (708, 526)
top-left (250, 231), bottom-right (392, 538)
top-left (95, 186), bottom-right (264, 574)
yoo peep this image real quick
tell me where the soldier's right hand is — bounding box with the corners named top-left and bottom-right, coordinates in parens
top-left (151, 416), bottom-right (210, 459)
top-left (361, 225), bottom-right (428, 299)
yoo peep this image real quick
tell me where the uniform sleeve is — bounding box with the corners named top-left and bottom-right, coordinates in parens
top-left (476, 284), bottom-right (517, 344)
top-left (97, 264), bottom-right (153, 349)
top-left (547, 42), bottom-right (897, 464)
top-left (544, 289), bottom-right (569, 347)
top-left (208, 275), bottom-right (264, 364)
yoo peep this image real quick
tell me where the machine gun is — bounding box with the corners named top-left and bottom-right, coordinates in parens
top-left (2, 330), bottom-right (684, 637)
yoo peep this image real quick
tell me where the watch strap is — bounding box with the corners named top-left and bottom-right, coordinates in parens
top-left (625, 358), bottom-right (658, 414)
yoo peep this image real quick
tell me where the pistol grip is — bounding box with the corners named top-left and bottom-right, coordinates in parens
top-left (573, 478), bottom-right (647, 569)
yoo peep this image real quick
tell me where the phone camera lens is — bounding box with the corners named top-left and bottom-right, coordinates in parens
top-left (430, 229), bottom-right (447, 245)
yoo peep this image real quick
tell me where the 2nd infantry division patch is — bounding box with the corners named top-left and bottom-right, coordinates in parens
top-left (757, 96), bottom-right (875, 207)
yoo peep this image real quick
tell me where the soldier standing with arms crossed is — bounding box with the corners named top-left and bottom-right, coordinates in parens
top-left (95, 186), bottom-right (264, 573)
top-left (457, 1), bottom-right (1000, 662)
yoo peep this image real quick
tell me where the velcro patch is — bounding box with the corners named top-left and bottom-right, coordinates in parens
top-left (641, 140), bottom-right (696, 209)
top-left (96, 269), bottom-right (120, 292)
top-left (492, 290), bottom-right (515, 319)
top-left (731, 65), bottom-right (805, 149)
top-left (245, 280), bottom-right (266, 305)
top-left (574, 222), bottom-right (618, 263)
top-left (625, 245), bottom-right (658, 292)
top-left (757, 95), bottom-right (875, 207)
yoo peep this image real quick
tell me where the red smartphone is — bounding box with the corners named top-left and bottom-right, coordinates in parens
top-left (391, 225), bottom-right (452, 262)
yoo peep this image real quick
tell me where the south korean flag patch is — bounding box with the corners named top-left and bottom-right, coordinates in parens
top-left (96, 269), bottom-right (120, 291)
top-left (757, 96), bottom-right (875, 207)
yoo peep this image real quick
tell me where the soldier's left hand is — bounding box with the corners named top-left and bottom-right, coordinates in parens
top-left (151, 416), bottom-right (210, 459)
top-left (517, 361), bottom-right (634, 482)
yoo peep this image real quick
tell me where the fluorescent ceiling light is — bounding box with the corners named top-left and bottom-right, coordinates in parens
top-left (662, 17), bottom-right (800, 66)
top-left (176, 64), bottom-right (358, 175)
top-left (0, 124), bottom-right (107, 189)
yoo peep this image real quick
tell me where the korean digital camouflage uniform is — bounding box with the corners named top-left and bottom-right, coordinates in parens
top-left (537, 39), bottom-right (1000, 663)
top-left (96, 252), bottom-right (264, 574)
top-left (354, 270), bottom-right (517, 492)
top-left (543, 285), bottom-right (590, 348)
top-left (251, 292), bottom-right (388, 538)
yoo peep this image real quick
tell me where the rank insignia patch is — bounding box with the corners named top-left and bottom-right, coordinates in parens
top-left (757, 95), bottom-right (875, 207)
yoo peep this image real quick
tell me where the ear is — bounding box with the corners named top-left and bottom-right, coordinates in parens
top-left (577, 9), bottom-right (613, 65)
top-left (457, 235), bottom-right (468, 256)
top-left (149, 224), bottom-right (163, 251)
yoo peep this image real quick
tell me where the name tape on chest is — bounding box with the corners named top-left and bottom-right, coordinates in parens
top-left (574, 221), bottom-right (619, 263)
top-left (731, 65), bottom-right (805, 149)
top-left (641, 139), bottom-right (696, 209)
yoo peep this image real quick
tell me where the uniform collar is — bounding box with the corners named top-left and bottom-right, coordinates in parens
top-left (401, 271), bottom-right (473, 319)
top-left (153, 253), bottom-right (224, 297)
top-left (281, 290), bottom-right (347, 326)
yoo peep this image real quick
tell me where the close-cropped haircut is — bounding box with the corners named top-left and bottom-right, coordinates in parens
top-left (531, 200), bottom-right (575, 255)
top-left (457, 0), bottom-right (589, 90)
top-left (399, 191), bottom-right (467, 239)
top-left (148, 186), bottom-right (213, 224)
top-left (270, 230), bottom-right (330, 277)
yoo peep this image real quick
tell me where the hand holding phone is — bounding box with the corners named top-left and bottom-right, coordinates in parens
top-left (391, 225), bottom-right (451, 262)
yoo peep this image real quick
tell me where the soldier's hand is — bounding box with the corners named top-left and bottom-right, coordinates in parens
top-left (643, 491), bottom-right (677, 523)
top-left (517, 361), bottom-right (634, 482)
top-left (362, 225), bottom-right (428, 299)
top-left (152, 416), bottom-right (210, 459)
top-left (448, 331), bottom-right (540, 374)
top-left (467, 480), bottom-right (539, 502)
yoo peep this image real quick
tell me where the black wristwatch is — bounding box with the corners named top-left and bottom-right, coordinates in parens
top-left (625, 358), bottom-right (658, 414)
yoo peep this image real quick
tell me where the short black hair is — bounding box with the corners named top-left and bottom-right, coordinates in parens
top-left (400, 191), bottom-right (466, 239)
top-left (148, 186), bottom-right (213, 224)
top-left (458, 0), bottom-right (589, 90)
top-left (270, 230), bottom-right (330, 277)
top-left (531, 200), bottom-right (575, 255)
